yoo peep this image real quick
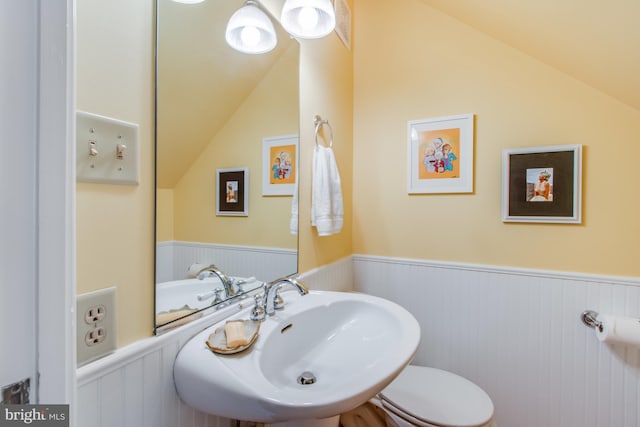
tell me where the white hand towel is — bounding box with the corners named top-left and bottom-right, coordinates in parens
top-left (290, 181), bottom-right (298, 235)
top-left (311, 145), bottom-right (343, 236)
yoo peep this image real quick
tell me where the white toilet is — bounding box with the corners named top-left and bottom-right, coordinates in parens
top-left (340, 365), bottom-right (494, 427)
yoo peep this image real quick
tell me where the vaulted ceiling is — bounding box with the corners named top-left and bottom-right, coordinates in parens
top-left (418, 0), bottom-right (640, 111)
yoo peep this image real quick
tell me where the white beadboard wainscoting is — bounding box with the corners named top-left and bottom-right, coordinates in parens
top-left (76, 259), bottom-right (352, 427)
top-left (77, 304), bottom-right (237, 427)
top-left (156, 241), bottom-right (297, 283)
top-left (77, 254), bottom-right (639, 427)
top-left (353, 255), bottom-right (640, 427)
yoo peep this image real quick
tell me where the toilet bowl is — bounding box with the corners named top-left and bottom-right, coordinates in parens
top-left (340, 365), bottom-right (494, 427)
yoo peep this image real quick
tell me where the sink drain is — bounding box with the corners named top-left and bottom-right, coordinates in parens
top-left (297, 371), bottom-right (316, 385)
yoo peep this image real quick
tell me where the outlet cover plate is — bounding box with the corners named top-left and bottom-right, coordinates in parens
top-left (77, 287), bottom-right (117, 366)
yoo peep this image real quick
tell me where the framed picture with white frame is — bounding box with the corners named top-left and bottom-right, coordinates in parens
top-left (216, 167), bottom-right (248, 216)
top-left (502, 144), bottom-right (582, 223)
top-left (262, 135), bottom-right (298, 196)
top-left (407, 113), bottom-right (474, 194)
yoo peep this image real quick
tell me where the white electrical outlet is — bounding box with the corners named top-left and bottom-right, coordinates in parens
top-left (77, 287), bottom-right (117, 366)
top-left (85, 304), bottom-right (106, 323)
top-left (84, 326), bottom-right (107, 346)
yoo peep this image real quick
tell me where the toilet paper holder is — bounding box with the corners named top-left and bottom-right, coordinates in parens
top-left (581, 310), bottom-right (602, 331)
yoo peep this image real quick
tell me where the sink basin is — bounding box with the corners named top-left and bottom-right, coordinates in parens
top-left (173, 290), bottom-right (420, 424)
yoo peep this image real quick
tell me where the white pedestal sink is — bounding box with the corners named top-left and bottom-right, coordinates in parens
top-left (173, 290), bottom-right (421, 425)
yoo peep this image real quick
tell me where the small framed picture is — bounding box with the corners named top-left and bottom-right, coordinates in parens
top-left (407, 114), bottom-right (474, 194)
top-left (262, 135), bottom-right (298, 196)
top-left (216, 167), bottom-right (248, 216)
top-left (502, 144), bottom-right (582, 223)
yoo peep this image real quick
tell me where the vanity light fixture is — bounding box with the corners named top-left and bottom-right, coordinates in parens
top-left (225, 1), bottom-right (277, 54)
top-left (171, 0), bottom-right (206, 4)
top-left (281, 0), bottom-right (336, 39)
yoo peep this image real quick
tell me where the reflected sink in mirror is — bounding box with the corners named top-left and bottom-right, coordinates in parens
top-left (174, 290), bottom-right (421, 425)
top-left (155, 276), bottom-right (263, 324)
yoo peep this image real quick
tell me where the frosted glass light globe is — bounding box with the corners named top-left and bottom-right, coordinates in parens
top-left (281, 0), bottom-right (335, 39)
top-left (298, 6), bottom-right (319, 31)
top-left (225, 2), bottom-right (277, 54)
top-left (240, 25), bottom-right (261, 48)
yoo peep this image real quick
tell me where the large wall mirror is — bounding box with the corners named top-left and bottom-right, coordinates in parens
top-left (155, 0), bottom-right (300, 331)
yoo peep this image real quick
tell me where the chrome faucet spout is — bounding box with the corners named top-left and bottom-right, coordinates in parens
top-left (263, 276), bottom-right (309, 315)
top-left (196, 265), bottom-right (236, 298)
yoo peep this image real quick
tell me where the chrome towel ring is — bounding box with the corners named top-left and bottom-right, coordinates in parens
top-left (313, 114), bottom-right (333, 147)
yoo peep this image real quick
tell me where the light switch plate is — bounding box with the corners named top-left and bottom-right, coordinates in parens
top-left (77, 287), bottom-right (117, 366)
top-left (76, 111), bottom-right (140, 185)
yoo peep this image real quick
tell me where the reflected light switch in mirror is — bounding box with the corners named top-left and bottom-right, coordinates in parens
top-left (76, 111), bottom-right (140, 185)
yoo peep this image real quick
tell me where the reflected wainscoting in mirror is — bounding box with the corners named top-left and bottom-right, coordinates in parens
top-left (155, 0), bottom-right (300, 331)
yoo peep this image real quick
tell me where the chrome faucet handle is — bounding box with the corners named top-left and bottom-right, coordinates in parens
top-left (212, 288), bottom-right (229, 311)
top-left (212, 288), bottom-right (224, 305)
top-left (235, 280), bottom-right (248, 299)
top-left (273, 291), bottom-right (285, 310)
top-left (250, 294), bottom-right (266, 321)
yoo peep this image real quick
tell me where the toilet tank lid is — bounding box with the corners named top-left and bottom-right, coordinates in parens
top-left (379, 365), bottom-right (494, 427)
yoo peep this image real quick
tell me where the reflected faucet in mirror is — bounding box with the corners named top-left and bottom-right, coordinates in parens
top-left (196, 264), bottom-right (236, 298)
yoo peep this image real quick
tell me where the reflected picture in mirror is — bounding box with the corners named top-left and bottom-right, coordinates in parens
top-left (155, 0), bottom-right (300, 331)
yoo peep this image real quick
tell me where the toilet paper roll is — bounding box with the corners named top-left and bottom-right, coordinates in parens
top-left (595, 314), bottom-right (640, 347)
top-left (187, 263), bottom-right (207, 278)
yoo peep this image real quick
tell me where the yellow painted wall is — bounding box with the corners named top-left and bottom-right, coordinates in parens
top-left (353, 0), bottom-right (640, 276)
top-left (76, 0), bottom-right (155, 345)
top-left (170, 45), bottom-right (299, 249)
top-left (296, 17), bottom-right (355, 273)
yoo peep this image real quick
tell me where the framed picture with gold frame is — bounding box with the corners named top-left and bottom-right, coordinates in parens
top-left (502, 144), bottom-right (582, 223)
